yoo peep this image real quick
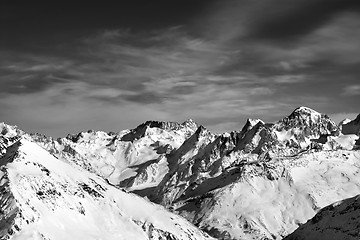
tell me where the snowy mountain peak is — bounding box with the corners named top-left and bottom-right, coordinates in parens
top-left (181, 119), bottom-right (198, 130)
top-left (121, 119), bottom-right (199, 142)
top-left (275, 107), bottom-right (338, 137)
top-left (286, 106), bottom-right (324, 122)
top-left (140, 119), bottom-right (199, 133)
top-left (292, 106), bottom-right (320, 115)
top-left (241, 118), bottom-right (265, 132)
top-left (195, 125), bottom-right (206, 134)
top-left (341, 113), bottom-right (360, 135)
top-left (143, 120), bottom-right (183, 131)
top-left (0, 122), bottom-right (23, 138)
top-left (339, 118), bottom-right (352, 126)
top-left (263, 107), bottom-right (344, 152)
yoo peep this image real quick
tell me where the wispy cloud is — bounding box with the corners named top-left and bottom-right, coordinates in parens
top-left (272, 75), bottom-right (307, 84)
top-left (342, 85), bottom-right (360, 96)
top-left (0, 81), bottom-right (170, 137)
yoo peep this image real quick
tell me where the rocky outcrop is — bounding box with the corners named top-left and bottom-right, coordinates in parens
top-left (272, 106), bottom-right (339, 149)
top-left (121, 119), bottom-right (198, 142)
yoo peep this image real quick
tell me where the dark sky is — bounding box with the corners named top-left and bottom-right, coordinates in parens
top-left (1, 0), bottom-right (360, 137)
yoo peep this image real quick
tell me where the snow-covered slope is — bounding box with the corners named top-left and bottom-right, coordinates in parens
top-left (0, 127), bottom-right (213, 240)
top-left (174, 149), bottom-right (360, 239)
top-left (284, 194), bottom-right (360, 240)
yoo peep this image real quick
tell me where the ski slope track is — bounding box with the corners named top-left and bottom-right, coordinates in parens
top-left (1, 106), bottom-right (360, 239)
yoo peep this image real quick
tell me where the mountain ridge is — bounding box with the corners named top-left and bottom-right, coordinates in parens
top-left (1, 106), bottom-right (360, 239)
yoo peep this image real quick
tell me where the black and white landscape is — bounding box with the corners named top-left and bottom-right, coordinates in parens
top-left (1, 1), bottom-right (360, 239)
top-left (1, 107), bottom-right (360, 239)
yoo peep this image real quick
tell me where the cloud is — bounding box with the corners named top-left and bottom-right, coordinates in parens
top-left (272, 75), bottom-right (307, 84)
top-left (197, 1), bottom-right (360, 84)
top-left (1, 3), bottom-right (360, 137)
top-left (0, 82), bottom-right (170, 137)
top-left (342, 85), bottom-right (360, 96)
top-left (199, 0), bottom-right (360, 44)
top-left (245, 0), bottom-right (360, 41)
top-left (1, 28), bottom-right (235, 100)
top-left (0, 52), bottom-right (79, 94)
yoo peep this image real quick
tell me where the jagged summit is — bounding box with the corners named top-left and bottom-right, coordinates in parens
top-left (138, 119), bottom-right (199, 132)
top-left (291, 106), bottom-right (320, 115)
top-left (240, 118), bottom-right (265, 133)
top-left (142, 120), bottom-right (183, 131)
top-left (0, 122), bottom-right (22, 138)
top-left (274, 106), bottom-right (339, 138)
top-left (284, 106), bottom-right (324, 124)
top-left (121, 119), bottom-right (199, 142)
top-left (341, 113), bottom-right (360, 136)
top-left (339, 118), bottom-right (352, 126)
top-left (181, 118), bottom-right (198, 129)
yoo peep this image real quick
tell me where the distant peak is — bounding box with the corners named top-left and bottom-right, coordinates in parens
top-left (0, 122), bottom-right (14, 129)
top-left (339, 118), bottom-right (352, 125)
top-left (341, 113), bottom-right (360, 135)
top-left (286, 106), bottom-right (324, 122)
top-left (121, 119), bottom-right (197, 142)
top-left (195, 125), bottom-right (206, 134)
top-left (141, 119), bottom-right (199, 132)
top-left (291, 106), bottom-right (320, 116)
top-left (275, 106), bottom-right (339, 136)
top-left (340, 114), bottom-right (360, 126)
top-left (182, 118), bottom-right (196, 125)
top-left (241, 118), bottom-right (265, 132)
top-left (247, 118), bottom-right (264, 127)
top-left (142, 120), bottom-right (181, 130)
top-left (0, 122), bottom-right (22, 137)
top-left (181, 119), bottom-right (198, 130)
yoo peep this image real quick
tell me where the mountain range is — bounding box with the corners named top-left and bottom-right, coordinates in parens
top-left (1, 106), bottom-right (360, 239)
